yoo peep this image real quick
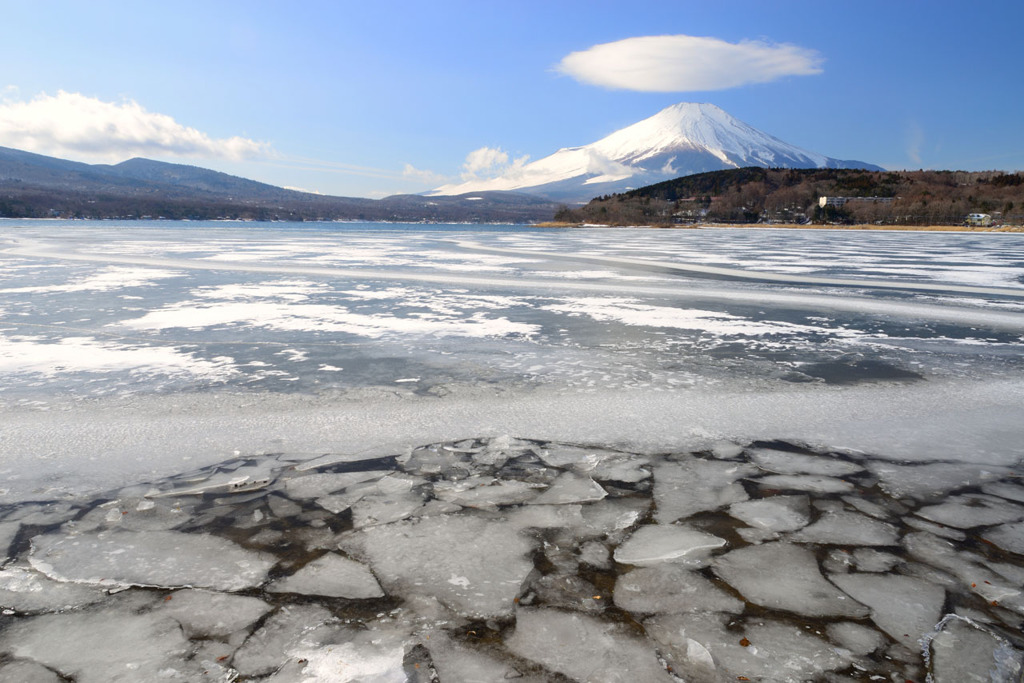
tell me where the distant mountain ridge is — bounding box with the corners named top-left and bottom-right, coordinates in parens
top-left (0, 146), bottom-right (558, 222)
top-left (430, 103), bottom-right (882, 202)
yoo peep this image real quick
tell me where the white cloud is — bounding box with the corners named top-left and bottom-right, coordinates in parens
top-left (0, 90), bottom-right (270, 162)
top-left (556, 35), bottom-right (824, 92)
top-left (462, 146), bottom-right (509, 179)
top-left (402, 163), bottom-right (448, 185)
top-left (460, 146), bottom-right (529, 181)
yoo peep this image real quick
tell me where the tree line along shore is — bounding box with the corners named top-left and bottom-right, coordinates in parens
top-left (552, 168), bottom-right (1024, 229)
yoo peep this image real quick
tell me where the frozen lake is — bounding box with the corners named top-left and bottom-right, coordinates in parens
top-left (1, 220), bottom-right (1023, 681)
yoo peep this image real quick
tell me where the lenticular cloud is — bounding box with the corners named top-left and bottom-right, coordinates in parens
top-left (0, 90), bottom-right (269, 162)
top-left (557, 35), bottom-right (824, 93)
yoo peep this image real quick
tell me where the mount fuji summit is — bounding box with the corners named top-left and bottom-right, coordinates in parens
top-left (430, 103), bottom-right (881, 202)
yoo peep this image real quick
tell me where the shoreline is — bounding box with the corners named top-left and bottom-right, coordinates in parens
top-left (534, 220), bottom-right (1024, 232)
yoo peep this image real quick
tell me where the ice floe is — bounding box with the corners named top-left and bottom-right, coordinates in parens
top-left (529, 471), bottom-right (607, 505)
top-left (646, 612), bottom-right (855, 682)
top-left (613, 563), bottom-right (743, 614)
top-left (267, 552), bottom-right (384, 599)
top-left (506, 608), bottom-right (676, 683)
top-left (157, 588), bottom-right (272, 638)
top-left (0, 596), bottom-right (195, 683)
top-left (613, 524), bottom-right (726, 566)
top-left (728, 494), bottom-right (810, 533)
top-left (916, 493), bottom-right (1024, 529)
top-left (868, 461), bottom-right (1013, 499)
top-left (434, 478), bottom-right (544, 509)
top-left (789, 506), bottom-right (900, 546)
top-left (983, 482), bottom-right (1024, 504)
top-left (231, 604), bottom-right (337, 678)
top-left (828, 573), bottom-right (945, 644)
top-left (341, 514), bottom-right (534, 618)
top-left (653, 456), bottom-right (756, 522)
top-left (983, 521), bottom-right (1024, 556)
top-left (925, 615), bottom-right (1024, 682)
top-left (29, 529), bottom-right (275, 591)
top-left (826, 620), bottom-right (887, 656)
top-left (755, 473), bottom-right (856, 494)
top-left (0, 522), bottom-right (18, 564)
top-left (748, 447), bottom-right (864, 476)
top-left (0, 566), bottom-right (108, 614)
top-left (713, 542), bottom-right (869, 617)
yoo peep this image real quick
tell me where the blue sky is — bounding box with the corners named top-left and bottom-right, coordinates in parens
top-left (1, 0), bottom-right (1021, 197)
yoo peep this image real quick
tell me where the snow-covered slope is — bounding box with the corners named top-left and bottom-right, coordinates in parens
top-left (431, 103), bottom-right (880, 202)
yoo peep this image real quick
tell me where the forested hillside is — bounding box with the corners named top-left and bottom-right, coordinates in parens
top-left (555, 168), bottom-right (1024, 226)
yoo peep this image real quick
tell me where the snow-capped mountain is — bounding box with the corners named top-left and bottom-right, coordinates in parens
top-left (430, 103), bottom-right (881, 202)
